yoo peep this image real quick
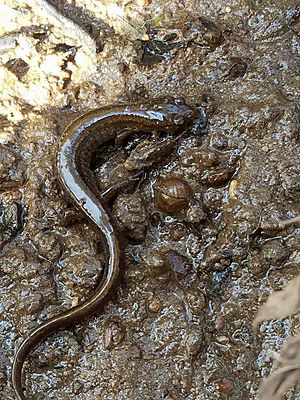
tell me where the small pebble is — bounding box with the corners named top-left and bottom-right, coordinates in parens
top-left (215, 315), bottom-right (226, 330)
top-left (216, 335), bottom-right (230, 345)
top-left (5, 58), bottom-right (30, 80)
top-left (148, 297), bottom-right (162, 313)
top-left (0, 202), bottom-right (23, 236)
top-left (155, 176), bottom-right (193, 214)
top-left (185, 203), bottom-right (206, 223)
top-left (207, 167), bottom-right (236, 186)
top-left (215, 378), bottom-right (235, 395)
top-left (162, 249), bottom-right (193, 281)
top-left (103, 320), bottom-right (126, 350)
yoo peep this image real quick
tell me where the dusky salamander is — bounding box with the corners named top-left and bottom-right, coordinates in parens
top-left (12, 97), bottom-right (195, 400)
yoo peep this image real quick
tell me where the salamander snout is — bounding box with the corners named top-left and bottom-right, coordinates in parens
top-left (163, 97), bottom-right (196, 127)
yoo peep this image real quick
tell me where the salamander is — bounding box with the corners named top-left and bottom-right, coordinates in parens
top-left (12, 97), bottom-right (195, 400)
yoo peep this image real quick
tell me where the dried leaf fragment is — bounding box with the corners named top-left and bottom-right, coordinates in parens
top-left (257, 334), bottom-right (300, 400)
top-left (253, 275), bottom-right (300, 330)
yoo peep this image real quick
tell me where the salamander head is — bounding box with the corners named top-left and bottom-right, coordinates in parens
top-left (144, 97), bottom-right (196, 130)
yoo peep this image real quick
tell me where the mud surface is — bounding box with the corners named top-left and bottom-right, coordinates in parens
top-left (1, 1), bottom-right (300, 399)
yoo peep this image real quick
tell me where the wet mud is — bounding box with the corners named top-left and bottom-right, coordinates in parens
top-left (1, 1), bottom-right (300, 399)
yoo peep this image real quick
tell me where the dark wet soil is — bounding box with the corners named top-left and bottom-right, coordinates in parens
top-left (2, 1), bottom-right (300, 399)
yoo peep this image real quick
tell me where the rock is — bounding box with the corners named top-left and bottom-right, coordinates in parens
top-left (32, 231), bottom-right (62, 262)
top-left (103, 320), bottom-right (126, 350)
top-left (0, 202), bottom-right (23, 237)
top-left (215, 378), bottom-right (235, 395)
top-left (155, 176), bottom-right (193, 214)
top-left (162, 249), bottom-right (193, 282)
top-left (5, 58), bottom-right (30, 80)
top-left (112, 192), bottom-right (147, 242)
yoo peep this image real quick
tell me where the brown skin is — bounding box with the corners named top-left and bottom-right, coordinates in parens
top-left (11, 98), bottom-right (195, 400)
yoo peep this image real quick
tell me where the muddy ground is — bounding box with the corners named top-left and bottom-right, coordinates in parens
top-left (1, 0), bottom-right (300, 399)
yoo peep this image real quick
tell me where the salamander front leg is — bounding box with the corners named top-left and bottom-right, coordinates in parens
top-left (100, 171), bottom-right (144, 204)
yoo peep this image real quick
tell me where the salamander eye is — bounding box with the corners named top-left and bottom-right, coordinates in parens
top-left (175, 97), bottom-right (185, 106)
top-left (173, 115), bottom-right (185, 125)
